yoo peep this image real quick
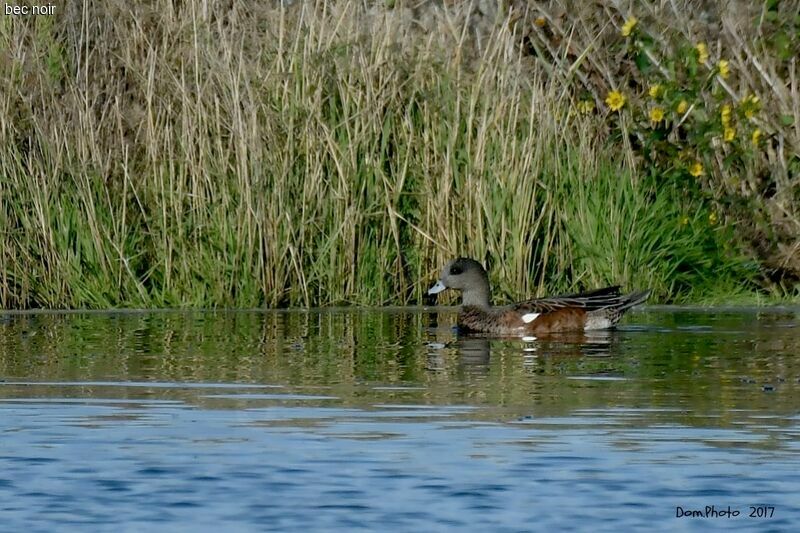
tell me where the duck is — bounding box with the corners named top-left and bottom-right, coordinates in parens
top-left (427, 257), bottom-right (651, 335)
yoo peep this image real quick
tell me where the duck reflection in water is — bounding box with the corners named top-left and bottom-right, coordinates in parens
top-left (426, 311), bottom-right (616, 373)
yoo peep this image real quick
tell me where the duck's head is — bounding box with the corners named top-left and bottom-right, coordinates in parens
top-left (428, 257), bottom-right (491, 307)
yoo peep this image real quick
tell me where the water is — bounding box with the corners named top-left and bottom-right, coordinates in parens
top-left (1, 307), bottom-right (798, 531)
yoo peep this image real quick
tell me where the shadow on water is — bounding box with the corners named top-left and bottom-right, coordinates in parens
top-left (1, 306), bottom-right (799, 530)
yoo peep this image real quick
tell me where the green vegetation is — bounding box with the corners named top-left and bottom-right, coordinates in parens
top-left (0, 1), bottom-right (797, 309)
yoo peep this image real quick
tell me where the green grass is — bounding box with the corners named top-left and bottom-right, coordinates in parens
top-left (0, 1), bottom-right (796, 309)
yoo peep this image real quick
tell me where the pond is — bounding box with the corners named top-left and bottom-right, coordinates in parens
top-left (1, 307), bottom-right (798, 531)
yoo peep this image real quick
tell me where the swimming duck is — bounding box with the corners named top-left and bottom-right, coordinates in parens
top-left (427, 258), bottom-right (650, 335)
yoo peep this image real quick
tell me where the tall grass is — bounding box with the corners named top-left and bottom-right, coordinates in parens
top-left (0, 1), bottom-right (779, 309)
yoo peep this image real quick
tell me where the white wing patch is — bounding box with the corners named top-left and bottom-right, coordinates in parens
top-left (584, 316), bottom-right (612, 330)
top-left (521, 313), bottom-right (540, 324)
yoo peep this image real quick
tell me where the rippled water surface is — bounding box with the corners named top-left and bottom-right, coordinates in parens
top-left (1, 307), bottom-right (799, 531)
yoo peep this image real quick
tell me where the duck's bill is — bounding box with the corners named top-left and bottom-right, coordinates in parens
top-left (427, 280), bottom-right (447, 295)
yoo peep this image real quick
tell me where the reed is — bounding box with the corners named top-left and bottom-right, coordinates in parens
top-left (0, 1), bottom-right (792, 309)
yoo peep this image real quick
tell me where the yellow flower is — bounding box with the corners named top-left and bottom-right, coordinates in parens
top-left (534, 17), bottom-right (546, 27)
top-left (648, 84), bottom-right (662, 98)
top-left (742, 94), bottom-right (760, 119)
top-left (605, 90), bottom-right (626, 111)
top-left (621, 17), bottom-right (638, 37)
top-left (680, 216), bottom-right (690, 226)
top-left (718, 59), bottom-right (730, 78)
top-left (752, 128), bottom-right (762, 145)
top-left (708, 212), bottom-right (718, 225)
top-left (577, 100), bottom-right (595, 114)
top-left (724, 127), bottom-right (736, 142)
top-left (744, 94), bottom-right (760, 105)
top-left (649, 107), bottom-right (665, 123)
top-left (720, 104), bottom-right (732, 126)
top-left (695, 42), bottom-right (709, 64)
top-left (676, 100), bottom-right (689, 114)
top-left (689, 161), bottom-right (704, 177)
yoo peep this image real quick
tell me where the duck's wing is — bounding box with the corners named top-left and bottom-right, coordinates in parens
top-left (514, 287), bottom-right (651, 313)
top-left (557, 285), bottom-right (621, 299)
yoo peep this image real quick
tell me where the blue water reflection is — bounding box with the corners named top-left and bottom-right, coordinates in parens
top-left (0, 308), bottom-right (799, 531)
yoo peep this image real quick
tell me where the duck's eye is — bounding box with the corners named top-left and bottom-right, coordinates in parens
top-left (449, 265), bottom-right (463, 275)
